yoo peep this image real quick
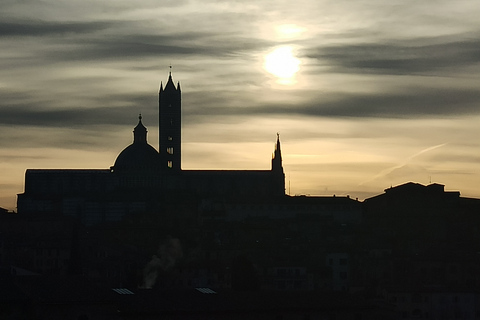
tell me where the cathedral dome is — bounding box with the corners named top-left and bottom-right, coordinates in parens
top-left (112, 115), bottom-right (159, 172)
top-left (114, 143), bottom-right (159, 171)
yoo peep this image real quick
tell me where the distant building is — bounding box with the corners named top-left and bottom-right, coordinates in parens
top-left (17, 72), bottom-right (285, 225)
top-left (363, 182), bottom-right (466, 253)
top-left (361, 182), bottom-right (480, 291)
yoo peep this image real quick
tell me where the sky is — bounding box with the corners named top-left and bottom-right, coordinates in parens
top-left (1, 0), bottom-right (480, 210)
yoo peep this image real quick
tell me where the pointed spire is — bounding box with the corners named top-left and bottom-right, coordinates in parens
top-left (163, 65), bottom-right (179, 92)
top-left (167, 65), bottom-right (173, 83)
top-left (272, 133), bottom-right (283, 171)
top-left (273, 133), bottom-right (282, 161)
top-left (271, 133), bottom-right (285, 194)
top-left (276, 132), bottom-right (281, 154)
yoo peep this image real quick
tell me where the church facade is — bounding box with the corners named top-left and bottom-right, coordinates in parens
top-left (17, 73), bottom-right (285, 225)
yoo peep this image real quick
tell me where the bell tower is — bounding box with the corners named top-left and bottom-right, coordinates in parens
top-left (159, 69), bottom-right (181, 172)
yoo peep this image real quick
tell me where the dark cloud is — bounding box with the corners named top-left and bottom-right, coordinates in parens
top-left (294, 88), bottom-right (480, 118)
top-left (70, 37), bottom-right (212, 61)
top-left (78, 34), bottom-right (267, 61)
top-left (0, 20), bottom-right (114, 37)
top-left (2, 83), bottom-right (478, 136)
top-left (183, 87), bottom-right (480, 119)
top-left (305, 35), bottom-right (480, 74)
top-left (28, 33), bottom-right (267, 63)
top-left (0, 17), bottom-right (270, 63)
top-left (0, 91), bottom-right (157, 128)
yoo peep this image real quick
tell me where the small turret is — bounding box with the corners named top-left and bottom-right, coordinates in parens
top-left (112, 115), bottom-right (159, 173)
top-left (133, 114), bottom-right (147, 144)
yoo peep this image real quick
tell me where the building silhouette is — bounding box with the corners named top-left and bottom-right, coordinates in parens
top-left (8, 72), bottom-right (480, 320)
top-left (158, 71), bottom-right (181, 172)
top-left (17, 72), bottom-right (285, 224)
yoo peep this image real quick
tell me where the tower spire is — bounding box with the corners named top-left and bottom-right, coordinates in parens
top-left (168, 65), bottom-right (173, 83)
top-left (276, 132), bottom-right (281, 155)
top-left (271, 133), bottom-right (285, 195)
top-left (164, 65), bottom-right (177, 91)
top-left (273, 133), bottom-right (282, 163)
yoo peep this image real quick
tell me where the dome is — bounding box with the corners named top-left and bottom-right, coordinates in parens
top-left (113, 143), bottom-right (159, 172)
top-left (112, 115), bottom-right (159, 172)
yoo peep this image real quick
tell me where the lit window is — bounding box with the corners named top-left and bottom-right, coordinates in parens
top-left (167, 147), bottom-right (174, 155)
top-left (167, 161), bottom-right (173, 168)
top-left (168, 136), bottom-right (173, 141)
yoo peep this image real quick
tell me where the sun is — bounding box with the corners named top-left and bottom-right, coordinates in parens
top-left (263, 46), bottom-right (300, 84)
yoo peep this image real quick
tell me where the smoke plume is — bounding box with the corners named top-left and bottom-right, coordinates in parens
top-left (142, 237), bottom-right (183, 289)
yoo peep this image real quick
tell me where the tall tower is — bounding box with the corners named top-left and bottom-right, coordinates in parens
top-left (271, 133), bottom-right (286, 195)
top-left (159, 70), bottom-right (181, 172)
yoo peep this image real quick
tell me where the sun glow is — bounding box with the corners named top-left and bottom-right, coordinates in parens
top-left (263, 46), bottom-right (300, 85)
top-left (275, 24), bottom-right (306, 39)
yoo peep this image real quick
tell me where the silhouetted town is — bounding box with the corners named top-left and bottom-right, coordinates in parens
top-left (2, 73), bottom-right (480, 319)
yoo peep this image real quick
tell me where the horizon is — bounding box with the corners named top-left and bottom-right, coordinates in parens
top-left (2, 0), bottom-right (480, 210)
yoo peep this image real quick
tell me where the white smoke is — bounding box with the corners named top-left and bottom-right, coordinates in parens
top-left (142, 237), bottom-right (183, 289)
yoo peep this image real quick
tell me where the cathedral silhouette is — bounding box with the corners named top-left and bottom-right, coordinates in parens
top-left (17, 72), bottom-right (285, 224)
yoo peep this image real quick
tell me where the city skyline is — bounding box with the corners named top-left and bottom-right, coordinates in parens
top-left (2, 0), bottom-right (480, 209)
